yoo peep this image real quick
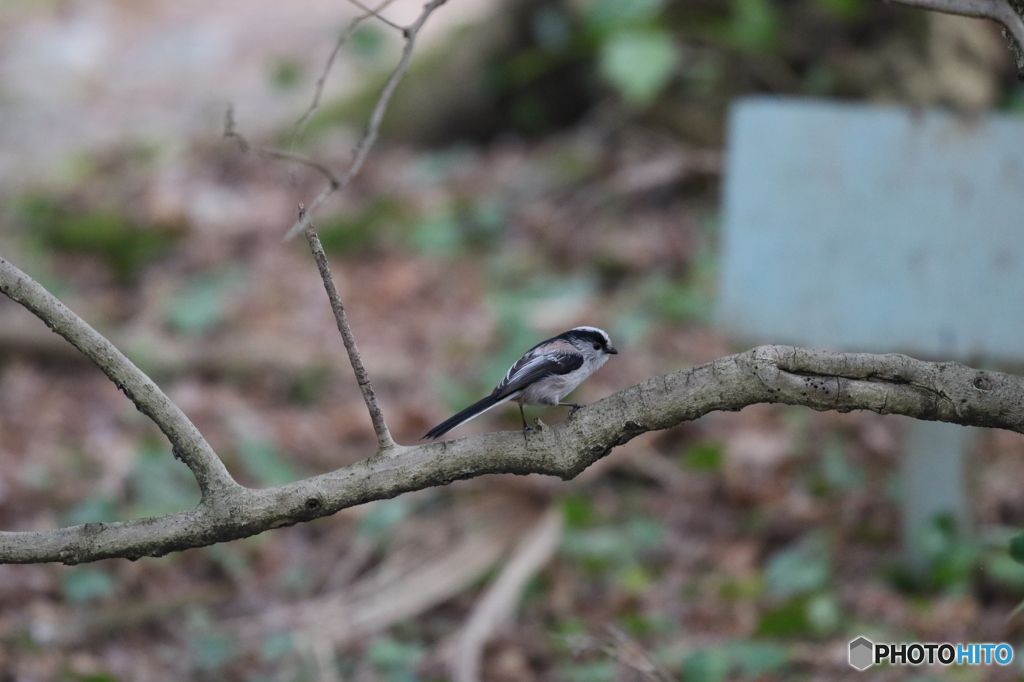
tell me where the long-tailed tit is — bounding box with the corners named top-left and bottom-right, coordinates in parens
top-left (424, 326), bottom-right (618, 439)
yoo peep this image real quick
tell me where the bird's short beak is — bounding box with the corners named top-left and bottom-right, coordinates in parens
top-left (607, 346), bottom-right (618, 354)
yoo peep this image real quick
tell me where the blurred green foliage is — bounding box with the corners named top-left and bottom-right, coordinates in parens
top-left (682, 441), bottom-right (724, 472)
top-left (561, 516), bottom-right (663, 572)
top-left (269, 57), bottom-right (303, 90)
top-left (887, 513), bottom-right (1024, 597)
top-left (764, 534), bottom-right (830, 598)
top-left (559, 660), bottom-right (617, 682)
top-left (583, 0), bottom-right (680, 106)
top-left (286, 365), bottom-right (332, 405)
top-left (817, 438), bottom-right (864, 492)
top-left (1011, 531), bottom-right (1024, 564)
top-left (235, 436), bottom-right (299, 487)
top-left (128, 442), bottom-right (200, 519)
top-left (812, 0), bottom-right (864, 19)
top-left (368, 636), bottom-right (424, 682)
top-left (757, 533), bottom-right (843, 637)
top-left (598, 29), bottom-right (679, 107)
top-left (410, 197), bottom-right (506, 255)
top-left (302, 0), bottom-right (905, 146)
top-left (61, 568), bottom-right (116, 606)
top-left (17, 195), bottom-right (179, 281)
top-left (61, 495), bottom-right (119, 526)
top-left (562, 494), bottom-right (596, 527)
top-left (317, 197), bottom-right (412, 254)
top-left (164, 265), bottom-right (244, 335)
top-left (359, 497), bottom-right (410, 543)
top-left (350, 25), bottom-right (388, 61)
top-left (714, 0), bottom-right (781, 53)
top-left (205, 543), bottom-right (254, 581)
top-left (187, 609), bottom-right (238, 673)
top-left (1005, 84), bottom-right (1024, 113)
top-left (260, 633), bottom-right (294, 662)
top-left (682, 640), bottom-right (789, 682)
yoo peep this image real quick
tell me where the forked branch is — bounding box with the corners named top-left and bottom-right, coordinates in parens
top-left (292, 0), bottom-right (402, 142)
top-left (1, 304), bottom-right (1023, 564)
top-left (0, 257), bottom-right (238, 498)
top-left (228, 0), bottom-right (453, 450)
top-left (282, 0), bottom-right (450, 241)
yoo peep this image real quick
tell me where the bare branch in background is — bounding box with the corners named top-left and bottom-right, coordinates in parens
top-left (345, 0), bottom-right (405, 32)
top-left (227, 1), bottom-right (449, 451)
top-left (884, 0), bottom-right (1024, 65)
top-left (291, 0), bottom-right (402, 143)
top-left (302, 212), bottom-right (395, 449)
top-left (224, 106), bottom-right (341, 187)
top-left (453, 506), bottom-right (564, 682)
top-left (600, 626), bottom-right (676, 682)
top-left (283, 0), bottom-right (451, 242)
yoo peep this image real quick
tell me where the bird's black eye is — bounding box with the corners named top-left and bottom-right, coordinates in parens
top-left (593, 343), bottom-right (601, 350)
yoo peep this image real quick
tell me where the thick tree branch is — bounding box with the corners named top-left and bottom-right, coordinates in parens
top-left (282, 0), bottom-right (450, 242)
top-left (303, 221), bottom-right (395, 448)
top-left (0, 257), bottom-right (238, 498)
top-left (3, 344), bottom-right (1023, 564)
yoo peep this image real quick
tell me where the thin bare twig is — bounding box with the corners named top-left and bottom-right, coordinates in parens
top-left (238, 512), bottom-right (516, 643)
top-left (227, 0), bottom-right (441, 452)
top-left (346, 0), bottom-right (404, 32)
top-left (601, 626), bottom-right (675, 682)
top-left (453, 506), bottom-right (564, 682)
top-left (884, 0), bottom-right (1024, 53)
top-left (225, 106), bottom-right (341, 187)
top-left (292, 0), bottom-right (401, 143)
top-left (283, 0), bottom-right (450, 242)
top-left (302, 213), bottom-right (394, 449)
top-left (0, 256), bottom-right (238, 498)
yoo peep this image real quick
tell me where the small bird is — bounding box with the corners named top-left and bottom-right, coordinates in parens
top-left (424, 326), bottom-right (618, 440)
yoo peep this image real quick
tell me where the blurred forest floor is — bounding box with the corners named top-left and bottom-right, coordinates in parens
top-left (3, 0), bottom-right (1024, 680)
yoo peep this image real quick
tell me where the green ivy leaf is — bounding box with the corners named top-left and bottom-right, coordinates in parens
top-left (598, 28), bottom-right (679, 107)
top-left (765, 535), bottom-right (831, 597)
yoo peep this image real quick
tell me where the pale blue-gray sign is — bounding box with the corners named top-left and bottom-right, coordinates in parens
top-left (718, 97), bottom-right (1024, 362)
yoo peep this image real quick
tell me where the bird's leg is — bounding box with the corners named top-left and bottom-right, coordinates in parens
top-left (561, 401), bottom-right (585, 417)
top-left (519, 403), bottom-right (531, 443)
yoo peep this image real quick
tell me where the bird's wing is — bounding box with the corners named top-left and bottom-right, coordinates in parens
top-left (493, 350), bottom-right (584, 398)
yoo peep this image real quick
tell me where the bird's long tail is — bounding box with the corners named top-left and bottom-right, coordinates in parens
top-left (423, 392), bottom-right (514, 439)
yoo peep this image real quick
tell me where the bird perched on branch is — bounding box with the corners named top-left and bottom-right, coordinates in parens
top-left (424, 326), bottom-right (618, 440)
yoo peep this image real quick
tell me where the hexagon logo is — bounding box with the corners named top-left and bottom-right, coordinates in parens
top-left (849, 637), bottom-right (874, 670)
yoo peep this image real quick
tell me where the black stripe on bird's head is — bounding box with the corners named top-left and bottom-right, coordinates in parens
top-left (558, 326), bottom-right (618, 355)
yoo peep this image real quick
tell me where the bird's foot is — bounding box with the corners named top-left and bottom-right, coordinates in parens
top-left (566, 403), bottom-right (585, 420)
top-left (521, 424), bottom-right (534, 444)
